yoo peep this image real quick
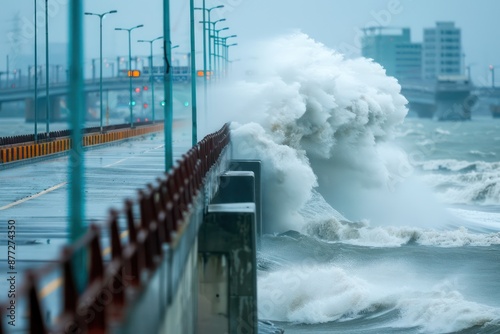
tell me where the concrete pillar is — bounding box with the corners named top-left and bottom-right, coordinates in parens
top-left (199, 203), bottom-right (257, 334)
top-left (25, 96), bottom-right (65, 122)
top-left (229, 161), bottom-right (262, 240)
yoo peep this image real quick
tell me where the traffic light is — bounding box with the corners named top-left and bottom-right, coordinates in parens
top-left (127, 70), bottom-right (141, 77)
top-left (134, 87), bottom-right (141, 93)
top-left (143, 103), bottom-right (149, 109)
top-left (130, 100), bottom-right (136, 106)
top-left (143, 86), bottom-right (149, 91)
top-left (160, 101), bottom-right (165, 107)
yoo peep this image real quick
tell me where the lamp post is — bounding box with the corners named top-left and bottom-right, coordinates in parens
top-left (226, 43), bottom-right (238, 76)
top-left (219, 35), bottom-right (236, 71)
top-left (138, 36), bottom-right (163, 123)
top-left (194, 5), bottom-right (224, 79)
top-left (45, 0), bottom-right (50, 134)
top-left (34, 0), bottom-right (38, 142)
top-left (189, 0), bottom-right (198, 146)
top-left (85, 10), bottom-right (117, 133)
top-left (115, 24), bottom-right (144, 128)
top-left (489, 65), bottom-right (495, 88)
top-left (212, 27), bottom-right (228, 78)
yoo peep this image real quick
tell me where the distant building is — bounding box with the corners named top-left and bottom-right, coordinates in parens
top-left (422, 22), bottom-right (463, 80)
top-left (361, 27), bottom-right (422, 82)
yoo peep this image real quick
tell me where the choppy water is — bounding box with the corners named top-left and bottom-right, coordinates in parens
top-left (257, 117), bottom-right (500, 334)
top-left (218, 33), bottom-right (500, 334)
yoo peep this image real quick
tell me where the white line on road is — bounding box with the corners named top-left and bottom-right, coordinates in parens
top-left (0, 182), bottom-right (68, 211)
top-left (103, 144), bottom-right (165, 168)
top-left (104, 158), bottom-right (129, 168)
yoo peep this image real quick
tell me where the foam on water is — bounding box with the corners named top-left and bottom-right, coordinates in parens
top-left (417, 159), bottom-right (500, 205)
top-left (224, 32), bottom-right (408, 232)
top-left (258, 263), bottom-right (500, 331)
top-left (209, 32), bottom-right (500, 333)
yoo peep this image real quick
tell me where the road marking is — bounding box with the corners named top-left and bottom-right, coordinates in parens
top-left (40, 277), bottom-right (63, 299)
top-left (0, 182), bottom-right (67, 211)
top-left (102, 230), bottom-right (129, 256)
top-left (103, 145), bottom-right (165, 168)
top-left (104, 158), bottom-right (129, 168)
top-left (40, 230), bottom-right (130, 300)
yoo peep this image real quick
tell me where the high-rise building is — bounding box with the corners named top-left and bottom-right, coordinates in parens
top-left (361, 27), bottom-right (422, 82)
top-left (422, 22), bottom-right (463, 80)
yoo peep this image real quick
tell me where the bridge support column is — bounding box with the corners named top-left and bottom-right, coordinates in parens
top-left (229, 161), bottom-right (262, 242)
top-left (199, 203), bottom-right (257, 334)
top-left (25, 96), bottom-right (64, 122)
top-left (198, 167), bottom-right (258, 334)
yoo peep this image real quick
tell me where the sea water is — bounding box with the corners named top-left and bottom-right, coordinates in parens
top-left (209, 33), bottom-right (500, 334)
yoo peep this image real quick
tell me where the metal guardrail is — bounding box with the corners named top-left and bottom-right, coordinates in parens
top-left (0, 123), bottom-right (230, 333)
top-left (0, 122), bottom-right (156, 146)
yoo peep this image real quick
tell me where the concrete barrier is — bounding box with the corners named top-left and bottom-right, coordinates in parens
top-left (0, 123), bottom-right (164, 164)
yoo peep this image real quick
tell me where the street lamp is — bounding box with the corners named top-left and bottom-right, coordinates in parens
top-left (44, 0), bottom-right (50, 134)
top-left (219, 35), bottom-right (237, 55)
top-left (85, 10), bottom-right (117, 132)
top-left (194, 5), bottom-right (224, 79)
top-left (34, 0), bottom-right (38, 142)
top-left (115, 24), bottom-right (144, 127)
top-left (212, 27), bottom-right (228, 77)
top-left (221, 39), bottom-right (237, 76)
top-left (138, 36), bottom-right (163, 123)
top-left (489, 65), bottom-right (495, 88)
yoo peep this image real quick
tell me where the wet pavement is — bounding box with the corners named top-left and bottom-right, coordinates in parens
top-left (0, 118), bottom-right (193, 309)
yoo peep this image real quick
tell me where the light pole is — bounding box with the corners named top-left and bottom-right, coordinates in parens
top-left (194, 5), bottom-right (224, 79)
top-left (212, 27), bottom-right (228, 77)
top-left (489, 65), bottom-right (495, 88)
top-left (208, 19), bottom-right (226, 76)
top-left (219, 35), bottom-right (236, 73)
top-left (115, 24), bottom-right (144, 127)
top-left (190, 0), bottom-right (198, 146)
top-left (85, 10), bottom-right (117, 133)
top-left (34, 0), bottom-right (38, 142)
top-left (138, 36), bottom-right (163, 123)
top-left (45, 0), bottom-right (49, 134)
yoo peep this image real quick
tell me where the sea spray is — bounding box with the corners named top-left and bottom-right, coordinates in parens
top-left (218, 32), bottom-right (409, 232)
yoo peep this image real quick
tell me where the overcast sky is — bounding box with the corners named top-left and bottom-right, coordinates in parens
top-left (0, 0), bottom-right (498, 85)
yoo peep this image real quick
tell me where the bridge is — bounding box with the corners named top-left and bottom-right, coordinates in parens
top-left (0, 1), bottom-right (273, 333)
top-left (0, 71), bottom-right (191, 122)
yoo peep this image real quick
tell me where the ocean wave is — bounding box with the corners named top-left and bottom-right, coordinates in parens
top-left (418, 159), bottom-right (500, 173)
top-left (218, 32), bottom-right (407, 233)
top-left (304, 219), bottom-right (500, 247)
top-left (258, 265), bottom-right (500, 332)
top-left (420, 170), bottom-right (500, 205)
top-left (415, 159), bottom-right (500, 205)
top-left (258, 265), bottom-right (395, 324)
top-left (434, 128), bottom-right (451, 135)
top-left (394, 285), bottom-right (500, 333)
top-left (470, 150), bottom-right (497, 158)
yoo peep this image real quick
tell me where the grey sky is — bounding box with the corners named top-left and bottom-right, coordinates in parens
top-left (0, 0), bottom-right (498, 85)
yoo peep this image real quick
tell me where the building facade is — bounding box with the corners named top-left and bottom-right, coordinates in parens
top-left (361, 22), bottom-right (464, 82)
top-left (422, 22), bottom-right (463, 80)
top-left (361, 27), bottom-right (422, 82)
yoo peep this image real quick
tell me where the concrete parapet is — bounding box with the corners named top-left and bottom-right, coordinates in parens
top-left (0, 123), bottom-right (164, 165)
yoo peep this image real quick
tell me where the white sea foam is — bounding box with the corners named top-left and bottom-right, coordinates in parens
top-left (305, 218), bottom-right (500, 247)
top-left (258, 264), bottom-right (500, 330)
top-left (470, 150), bottom-right (497, 157)
top-left (258, 265), bottom-right (391, 324)
top-left (417, 159), bottom-right (500, 205)
top-left (394, 284), bottom-right (500, 333)
top-left (434, 128), bottom-right (451, 135)
top-left (223, 32), bottom-right (408, 232)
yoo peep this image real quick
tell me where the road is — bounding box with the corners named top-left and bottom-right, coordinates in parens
top-left (0, 118), bottom-right (192, 328)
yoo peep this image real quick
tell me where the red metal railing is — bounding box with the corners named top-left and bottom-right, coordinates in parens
top-left (0, 123), bottom-right (230, 333)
